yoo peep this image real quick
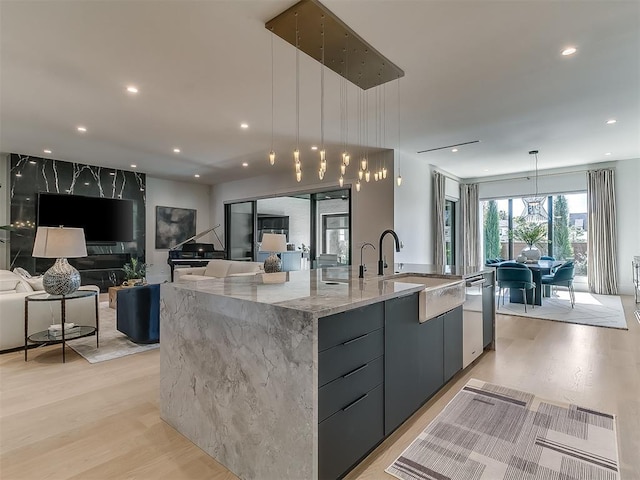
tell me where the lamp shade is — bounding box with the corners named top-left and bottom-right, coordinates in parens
top-left (33, 227), bottom-right (87, 258)
top-left (260, 233), bottom-right (287, 253)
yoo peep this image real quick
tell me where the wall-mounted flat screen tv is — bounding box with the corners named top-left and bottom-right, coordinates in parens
top-left (37, 192), bottom-right (134, 242)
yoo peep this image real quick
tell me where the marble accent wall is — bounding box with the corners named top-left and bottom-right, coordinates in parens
top-left (160, 283), bottom-right (318, 480)
top-left (8, 153), bottom-right (145, 289)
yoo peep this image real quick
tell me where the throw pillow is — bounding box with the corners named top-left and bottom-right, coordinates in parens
top-left (13, 267), bottom-right (32, 279)
top-left (25, 276), bottom-right (45, 291)
top-left (0, 279), bottom-right (19, 292)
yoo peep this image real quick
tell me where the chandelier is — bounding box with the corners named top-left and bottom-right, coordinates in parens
top-left (266, 0), bottom-right (404, 190)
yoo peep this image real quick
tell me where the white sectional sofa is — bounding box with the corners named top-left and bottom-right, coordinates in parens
top-left (174, 259), bottom-right (263, 283)
top-left (0, 269), bottom-right (99, 351)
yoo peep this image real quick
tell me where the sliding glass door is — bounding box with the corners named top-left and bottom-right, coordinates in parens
top-left (225, 201), bottom-right (256, 261)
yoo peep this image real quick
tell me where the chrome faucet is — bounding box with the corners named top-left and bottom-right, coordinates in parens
top-left (359, 243), bottom-right (375, 278)
top-left (378, 229), bottom-right (401, 275)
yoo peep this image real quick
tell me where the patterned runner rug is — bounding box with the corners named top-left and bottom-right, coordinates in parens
top-left (67, 301), bottom-right (158, 363)
top-left (386, 379), bottom-right (620, 480)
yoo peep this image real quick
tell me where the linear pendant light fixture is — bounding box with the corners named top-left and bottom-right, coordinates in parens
top-left (266, 0), bottom-right (405, 189)
top-left (269, 30), bottom-right (276, 166)
top-left (417, 140), bottom-right (481, 154)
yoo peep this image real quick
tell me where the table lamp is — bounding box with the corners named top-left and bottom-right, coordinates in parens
top-left (32, 226), bottom-right (87, 295)
top-left (260, 233), bottom-right (287, 273)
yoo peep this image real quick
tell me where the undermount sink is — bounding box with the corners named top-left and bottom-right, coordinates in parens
top-left (392, 275), bottom-right (465, 322)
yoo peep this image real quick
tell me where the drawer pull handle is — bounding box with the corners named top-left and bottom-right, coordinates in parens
top-left (343, 363), bottom-right (368, 379)
top-left (343, 333), bottom-right (368, 346)
top-left (342, 393), bottom-right (368, 412)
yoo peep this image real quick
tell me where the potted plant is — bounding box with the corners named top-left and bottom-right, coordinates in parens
top-left (122, 258), bottom-right (146, 286)
top-left (512, 218), bottom-right (547, 262)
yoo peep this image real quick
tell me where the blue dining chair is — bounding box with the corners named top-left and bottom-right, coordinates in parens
top-left (540, 255), bottom-right (555, 261)
top-left (496, 265), bottom-right (536, 312)
top-left (541, 261), bottom-right (575, 307)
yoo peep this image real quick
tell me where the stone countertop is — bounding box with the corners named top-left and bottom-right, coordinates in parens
top-left (169, 263), bottom-right (489, 318)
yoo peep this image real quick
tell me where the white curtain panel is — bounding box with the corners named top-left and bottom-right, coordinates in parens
top-left (587, 168), bottom-right (618, 294)
top-left (433, 172), bottom-right (446, 265)
top-left (460, 183), bottom-right (479, 268)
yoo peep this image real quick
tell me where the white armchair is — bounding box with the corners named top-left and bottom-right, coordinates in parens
top-left (0, 270), bottom-right (99, 351)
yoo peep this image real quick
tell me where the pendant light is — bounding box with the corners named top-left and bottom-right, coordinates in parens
top-left (293, 12), bottom-right (301, 181)
top-left (396, 76), bottom-right (402, 187)
top-left (269, 30), bottom-right (276, 165)
top-left (319, 22), bottom-right (326, 176)
top-left (356, 180), bottom-right (361, 192)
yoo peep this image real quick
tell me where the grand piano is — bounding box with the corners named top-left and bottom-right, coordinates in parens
top-left (167, 225), bottom-right (226, 281)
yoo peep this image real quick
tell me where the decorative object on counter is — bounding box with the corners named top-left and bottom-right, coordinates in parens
top-left (359, 242), bottom-right (375, 278)
top-left (121, 258), bottom-right (146, 286)
top-left (260, 233), bottom-right (287, 273)
top-left (32, 226), bottom-right (87, 295)
top-left (387, 378), bottom-right (620, 480)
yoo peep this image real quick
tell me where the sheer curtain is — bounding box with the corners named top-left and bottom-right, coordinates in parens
top-left (433, 172), bottom-right (446, 265)
top-left (587, 168), bottom-right (618, 294)
top-left (460, 183), bottom-right (479, 268)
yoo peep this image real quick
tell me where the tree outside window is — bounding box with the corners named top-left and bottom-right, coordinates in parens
top-left (483, 200), bottom-right (501, 259)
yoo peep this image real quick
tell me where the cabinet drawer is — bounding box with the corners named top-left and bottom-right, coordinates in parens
top-left (319, 328), bottom-right (384, 387)
top-left (318, 383), bottom-right (384, 480)
top-left (319, 303), bottom-right (384, 352)
top-left (318, 355), bottom-right (383, 423)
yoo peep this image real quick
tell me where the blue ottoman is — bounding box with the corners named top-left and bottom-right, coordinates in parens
top-left (116, 284), bottom-right (160, 343)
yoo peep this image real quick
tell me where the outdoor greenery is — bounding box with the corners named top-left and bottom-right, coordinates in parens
top-left (512, 217), bottom-right (547, 250)
top-left (122, 258), bottom-right (146, 280)
top-left (484, 200), bottom-right (501, 259)
top-left (553, 195), bottom-right (573, 260)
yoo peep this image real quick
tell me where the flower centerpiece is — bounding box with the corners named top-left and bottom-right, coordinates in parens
top-left (512, 218), bottom-right (547, 262)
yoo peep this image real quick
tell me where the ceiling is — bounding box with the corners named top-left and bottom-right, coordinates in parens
top-left (1, 1), bottom-right (638, 186)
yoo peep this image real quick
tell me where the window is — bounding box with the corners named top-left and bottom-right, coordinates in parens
top-left (481, 193), bottom-right (588, 279)
top-left (322, 214), bottom-right (349, 265)
top-left (444, 200), bottom-right (456, 265)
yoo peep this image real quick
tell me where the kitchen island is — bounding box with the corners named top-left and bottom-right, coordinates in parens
top-left (160, 265), bottom-right (494, 480)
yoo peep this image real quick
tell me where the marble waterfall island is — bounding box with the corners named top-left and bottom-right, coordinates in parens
top-left (159, 269), bottom-right (426, 480)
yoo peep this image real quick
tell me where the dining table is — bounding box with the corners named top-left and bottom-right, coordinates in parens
top-left (495, 259), bottom-right (563, 306)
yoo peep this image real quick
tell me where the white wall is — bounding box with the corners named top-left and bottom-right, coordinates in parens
top-left (394, 155), bottom-right (433, 265)
top-left (211, 151), bottom-right (396, 268)
top-left (615, 159), bottom-right (640, 295)
top-left (145, 176), bottom-right (212, 283)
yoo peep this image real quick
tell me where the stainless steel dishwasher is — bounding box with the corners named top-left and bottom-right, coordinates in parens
top-left (462, 274), bottom-right (485, 368)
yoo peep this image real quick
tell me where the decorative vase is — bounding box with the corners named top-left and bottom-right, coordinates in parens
top-left (521, 246), bottom-right (541, 262)
top-left (263, 254), bottom-right (282, 273)
top-left (43, 258), bottom-right (81, 295)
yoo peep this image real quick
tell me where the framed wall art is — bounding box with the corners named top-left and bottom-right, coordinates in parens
top-left (155, 206), bottom-right (196, 249)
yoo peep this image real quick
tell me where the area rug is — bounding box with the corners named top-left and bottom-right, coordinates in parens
top-left (386, 379), bottom-right (620, 480)
top-left (67, 301), bottom-right (159, 363)
top-left (466, 290), bottom-right (627, 330)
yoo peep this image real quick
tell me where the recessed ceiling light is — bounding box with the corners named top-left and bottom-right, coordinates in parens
top-left (126, 85), bottom-right (139, 94)
top-left (561, 47), bottom-right (577, 56)
top-left (131, 164), bottom-right (137, 168)
top-left (173, 148), bottom-right (181, 153)
top-left (483, 169), bottom-right (489, 172)
top-left (242, 162), bottom-right (248, 167)
top-left (606, 119), bottom-right (617, 124)
top-left (84, 182), bottom-right (90, 186)
top-left (451, 148), bottom-right (458, 153)
top-left (240, 123), bottom-right (249, 129)
top-left (109, 172), bottom-right (116, 175)
top-left (194, 174), bottom-right (200, 178)
top-left (43, 149), bottom-right (52, 154)
top-left (604, 152), bottom-right (612, 156)
top-left (311, 146), bottom-right (318, 151)
top-left (15, 173), bottom-right (22, 177)
top-left (77, 126), bottom-right (87, 132)
top-left (29, 160), bottom-right (37, 165)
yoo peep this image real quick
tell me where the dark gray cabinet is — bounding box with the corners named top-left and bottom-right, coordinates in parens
top-left (417, 313), bottom-right (444, 403)
top-left (482, 271), bottom-right (495, 348)
top-left (318, 302), bottom-right (384, 480)
top-left (443, 306), bottom-right (463, 382)
top-left (384, 293), bottom-right (422, 434)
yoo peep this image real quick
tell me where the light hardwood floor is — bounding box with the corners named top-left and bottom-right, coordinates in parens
top-left (1, 296), bottom-right (638, 480)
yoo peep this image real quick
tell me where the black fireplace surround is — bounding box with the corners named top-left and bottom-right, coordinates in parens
top-left (8, 154), bottom-right (146, 292)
